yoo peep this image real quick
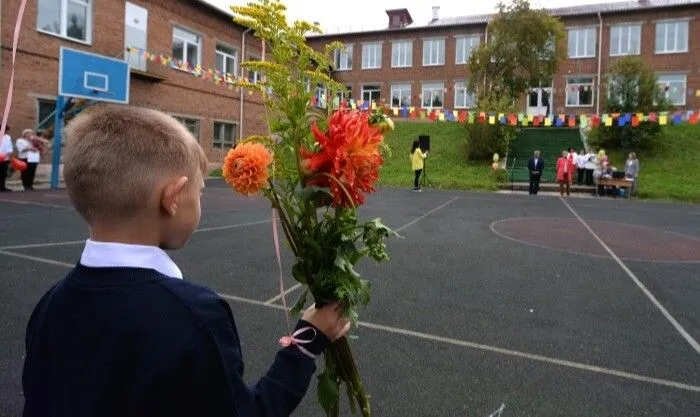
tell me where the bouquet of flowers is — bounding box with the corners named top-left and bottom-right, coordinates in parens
top-left (224, 1), bottom-right (397, 416)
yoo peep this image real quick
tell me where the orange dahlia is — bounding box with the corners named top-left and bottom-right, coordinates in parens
top-left (222, 142), bottom-right (273, 195)
top-left (303, 108), bottom-right (384, 207)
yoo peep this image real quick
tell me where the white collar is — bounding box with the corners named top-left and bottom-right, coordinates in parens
top-left (80, 239), bottom-right (183, 279)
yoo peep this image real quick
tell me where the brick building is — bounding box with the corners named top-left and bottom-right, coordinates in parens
top-left (1, 0), bottom-right (267, 164)
top-left (306, 0), bottom-right (700, 118)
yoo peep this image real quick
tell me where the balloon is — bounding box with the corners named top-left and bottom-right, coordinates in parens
top-left (493, 153), bottom-right (499, 162)
top-left (11, 158), bottom-right (27, 172)
top-left (491, 162), bottom-right (499, 171)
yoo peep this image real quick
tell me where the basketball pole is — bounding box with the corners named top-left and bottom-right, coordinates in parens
top-left (51, 96), bottom-right (65, 189)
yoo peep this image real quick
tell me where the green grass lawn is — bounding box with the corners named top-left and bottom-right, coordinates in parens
top-left (378, 121), bottom-right (502, 190)
top-left (605, 124), bottom-right (700, 203)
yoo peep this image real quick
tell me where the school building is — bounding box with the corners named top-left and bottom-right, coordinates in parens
top-left (306, 0), bottom-right (700, 118)
top-left (0, 0), bottom-right (267, 165)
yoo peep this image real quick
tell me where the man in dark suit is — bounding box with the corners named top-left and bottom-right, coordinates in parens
top-left (528, 150), bottom-right (544, 195)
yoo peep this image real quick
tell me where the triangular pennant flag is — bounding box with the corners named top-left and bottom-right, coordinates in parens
top-left (617, 116), bottom-right (626, 127)
top-left (659, 114), bottom-right (668, 125)
top-left (631, 115), bottom-right (640, 127)
top-left (420, 111), bottom-right (427, 120)
top-left (446, 111), bottom-right (455, 122)
top-left (508, 114), bottom-right (517, 125)
top-left (533, 117), bottom-right (541, 127)
top-left (592, 115), bottom-right (600, 127)
top-left (467, 112), bottom-right (474, 124)
top-left (580, 115), bottom-right (588, 129)
top-left (458, 111), bottom-right (467, 122)
top-left (568, 116), bottom-right (576, 127)
top-left (672, 113), bottom-right (682, 125)
top-left (488, 115), bottom-right (496, 125)
top-left (689, 113), bottom-right (698, 124)
top-left (648, 112), bottom-right (657, 122)
top-left (544, 116), bottom-right (552, 127)
top-left (438, 112), bottom-right (445, 121)
top-left (604, 115), bottom-right (613, 127)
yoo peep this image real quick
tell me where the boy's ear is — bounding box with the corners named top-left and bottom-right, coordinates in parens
top-left (161, 176), bottom-right (189, 216)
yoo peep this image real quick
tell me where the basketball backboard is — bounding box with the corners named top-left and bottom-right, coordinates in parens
top-left (58, 47), bottom-right (130, 104)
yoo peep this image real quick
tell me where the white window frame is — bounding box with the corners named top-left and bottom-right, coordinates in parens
top-left (36, 97), bottom-right (57, 133)
top-left (391, 40), bottom-right (412, 68)
top-left (215, 43), bottom-right (238, 76)
top-left (455, 35), bottom-right (480, 64)
top-left (655, 20), bottom-right (689, 54)
top-left (173, 116), bottom-right (200, 140)
top-left (334, 44), bottom-right (353, 70)
top-left (422, 82), bottom-right (444, 109)
top-left (37, 0), bottom-right (92, 44)
top-left (362, 43), bottom-right (382, 69)
top-left (172, 26), bottom-right (201, 66)
top-left (213, 121), bottom-right (238, 149)
top-left (422, 38), bottom-right (445, 66)
top-left (247, 55), bottom-right (261, 83)
top-left (565, 77), bottom-right (595, 107)
top-left (390, 84), bottom-right (411, 108)
top-left (610, 24), bottom-right (641, 56)
top-left (656, 73), bottom-right (687, 106)
top-left (361, 85), bottom-right (381, 103)
top-left (567, 27), bottom-right (596, 58)
top-left (454, 81), bottom-right (475, 109)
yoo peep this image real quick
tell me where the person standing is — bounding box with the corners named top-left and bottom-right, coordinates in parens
top-left (556, 150), bottom-right (575, 196)
top-left (624, 152), bottom-right (640, 196)
top-left (575, 148), bottom-right (586, 185)
top-left (15, 129), bottom-right (44, 191)
top-left (583, 148), bottom-right (596, 186)
top-left (410, 140), bottom-right (427, 191)
top-left (527, 150), bottom-right (544, 195)
top-left (0, 126), bottom-right (14, 192)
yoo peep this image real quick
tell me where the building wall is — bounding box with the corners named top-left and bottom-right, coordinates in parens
top-left (307, 5), bottom-right (700, 116)
top-left (1, 0), bottom-right (267, 164)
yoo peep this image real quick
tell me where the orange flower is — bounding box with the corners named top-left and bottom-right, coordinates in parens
top-left (303, 108), bottom-right (384, 207)
top-left (222, 142), bottom-right (273, 195)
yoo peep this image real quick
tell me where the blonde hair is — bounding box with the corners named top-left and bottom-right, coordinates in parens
top-left (22, 129), bottom-right (34, 137)
top-left (63, 105), bottom-right (207, 223)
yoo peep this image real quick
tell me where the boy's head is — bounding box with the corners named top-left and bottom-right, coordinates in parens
top-left (64, 105), bottom-right (207, 249)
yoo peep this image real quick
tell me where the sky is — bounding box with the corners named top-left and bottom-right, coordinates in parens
top-left (207, 0), bottom-right (614, 33)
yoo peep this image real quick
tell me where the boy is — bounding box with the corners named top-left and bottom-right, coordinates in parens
top-left (22, 105), bottom-right (350, 417)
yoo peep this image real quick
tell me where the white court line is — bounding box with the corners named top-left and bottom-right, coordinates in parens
top-left (264, 283), bottom-right (302, 305)
top-left (0, 220), bottom-right (271, 251)
top-left (560, 197), bottom-right (700, 356)
top-left (3, 249), bottom-right (699, 393)
top-left (264, 196), bottom-right (461, 304)
top-left (0, 250), bottom-right (75, 267)
top-left (0, 198), bottom-right (72, 210)
top-left (394, 196), bottom-right (460, 232)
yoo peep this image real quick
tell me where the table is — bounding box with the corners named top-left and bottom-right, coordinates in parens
top-left (597, 177), bottom-right (634, 198)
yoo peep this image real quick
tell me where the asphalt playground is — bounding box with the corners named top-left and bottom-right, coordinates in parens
top-left (1, 179), bottom-right (699, 416)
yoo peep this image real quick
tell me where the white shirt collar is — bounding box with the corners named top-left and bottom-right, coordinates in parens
top-left (80, 239), bottom-right (183, 279)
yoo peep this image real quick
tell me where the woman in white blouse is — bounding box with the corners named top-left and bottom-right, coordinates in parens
top-left (15, 129), bottom-right (47, 191)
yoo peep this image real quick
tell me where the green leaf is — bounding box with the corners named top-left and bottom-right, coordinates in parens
top-left (297, 185), bottom-right (333, 205)
top-left (290, 288), bottom-right (308, 318)
top-left (291, 261), bottom-right (308, 285)
top-left (317, 369), bottom-right (340, 416)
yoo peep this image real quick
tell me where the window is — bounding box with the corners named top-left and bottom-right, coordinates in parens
top-left (422, 82), bottom-right (444, 108)
top-left (247, 57), bottom-right (261, 83)
top-left (391, 40), bottom-right (412, 68)
top-left (566, 77), bottom-right (594, 107)
top-left (607, 75), bottom-right (639, 108)
top-left (454, 81), bottom-right (475, 108)
top-left (362, 43), bottom-right (382, 69)
top-left (423, 38), bottom-right (445, 66)
top-left (656, 73), bottom-right (687, 105)
top-left (361, 85), bottom-right (380, 103)
top-left (334, 45), bottom-right (353, 70)
top-left (655, 20), bottom-right (688, 54)
top-left (216, 44), bottom-right (238, 75)
top-left (173, 116), bottom-right (200, 140)
top-left (390, 84), bottom-right (411, 107)
top-left (36, 98), bottom-right (56, 132)
top-left (610, 24), bottom-right (641, 56)
top-left (172, 27), bottom-right (200, 66)
top-left (335, 85), bottom-right (352, 100)
top-left (314, 84), bottom-right (327, 107)
top-left (37, 0), bottom-right (91, 43)
top-left (567, 28), bottom-right (596, 58)
top-left (455, 35), bottom-right (479, 64)
top-left (213, 122), bottom-right (237, 149)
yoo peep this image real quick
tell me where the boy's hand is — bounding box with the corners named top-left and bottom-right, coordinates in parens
top-left (302, 302), bottom-right (351, 342)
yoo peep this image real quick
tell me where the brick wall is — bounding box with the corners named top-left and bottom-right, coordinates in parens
top-left (0, 0), bottom-right (268, 164)
top-left (307, 6), bottom-right (700, 116)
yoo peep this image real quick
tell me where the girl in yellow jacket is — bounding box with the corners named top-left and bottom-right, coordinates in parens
top-left (410, 140), bottom-right (428, 191)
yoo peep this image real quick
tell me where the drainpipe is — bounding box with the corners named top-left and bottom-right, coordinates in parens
top-left (596, 11), bottom-right (603, 115)
top-left (239, 27), bottom-right (252, 141)
top-left (483, 24), bottom-right (488, 92)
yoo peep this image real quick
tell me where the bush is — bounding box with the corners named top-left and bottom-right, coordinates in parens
top-left (587, 122), bottom-right (664, 154)
top-left (209, 167), bottom-right (223, 177)
top-left (464, 123), bottom-right (516, 161)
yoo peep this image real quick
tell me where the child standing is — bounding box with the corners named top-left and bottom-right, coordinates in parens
top-left (410, 139), bottom-right (427, 191)
top-left (22, 105), bottom-right (350, 417)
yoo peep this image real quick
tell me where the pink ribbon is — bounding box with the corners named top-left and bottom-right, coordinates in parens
top-left (272, 208), bottom-right (316, 358)
top-left (0, 0), bottom-right (28, 140)
top-left (279, 326), bottom-right (317, 359)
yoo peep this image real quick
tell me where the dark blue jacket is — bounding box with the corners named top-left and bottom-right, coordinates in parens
top-left (22, 265), bottom-right (328, 417)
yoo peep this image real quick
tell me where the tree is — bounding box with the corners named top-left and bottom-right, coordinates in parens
top-left (590, 56), bottom-right (669, 152)
top-left (467, 0), bottom-right (566, 105)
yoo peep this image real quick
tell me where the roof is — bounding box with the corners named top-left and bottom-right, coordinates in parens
top-left (308, 0), bottom-right (700, 39)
